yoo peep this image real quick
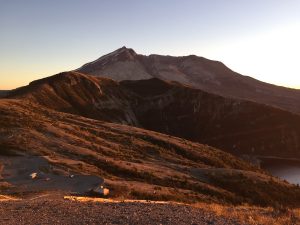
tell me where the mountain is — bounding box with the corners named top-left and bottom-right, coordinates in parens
top-left (1, 98), bottom-right (300, 207)
top-left (76, 47), bottom-right (300, 114)
top-left (8, 72), bottom-right (300, 159)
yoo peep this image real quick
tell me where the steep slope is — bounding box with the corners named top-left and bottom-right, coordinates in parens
top-left (76, 47), bottom-right (300, 114)
top-left (8, 72), bottom-right (300, 159)
top-left (9, 72), bottom-right (138, 125)
top-left (1, 99), bottom-right (300, 207)
top-left (121, 79), bottom-right (300, 159)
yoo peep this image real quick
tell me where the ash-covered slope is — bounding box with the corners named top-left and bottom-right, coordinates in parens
top-left (8, 72), bottom-right (300, 159)
top-left (76, 47), bottom-right (300, 114)
top-left (1, 99), bottom-right (300, 207)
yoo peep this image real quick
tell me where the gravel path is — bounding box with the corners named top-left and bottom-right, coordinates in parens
top-left (0, 197), bottom-right (243, 225)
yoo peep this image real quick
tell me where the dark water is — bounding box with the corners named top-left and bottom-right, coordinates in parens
top-left (261, 158), bottom-right (300, 185)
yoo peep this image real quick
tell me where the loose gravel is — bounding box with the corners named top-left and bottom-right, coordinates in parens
top-left (0, 197), bottom-right (244, 225)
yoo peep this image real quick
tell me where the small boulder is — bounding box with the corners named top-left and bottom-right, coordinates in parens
top-left (30, 172), bottom-right (38, 179)
top-left (90, 185), bottom-right (110, 197)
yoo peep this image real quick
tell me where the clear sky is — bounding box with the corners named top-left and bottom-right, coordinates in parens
top-left (0, 0), bottom-right (300, 90)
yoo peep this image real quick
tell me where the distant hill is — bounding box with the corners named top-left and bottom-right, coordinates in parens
top-left (0, 90), bottom-right (9, 98)
top-left (76, 47), bottom-right (300, 114)
top-left (9, 72), bottom-right (300, 159)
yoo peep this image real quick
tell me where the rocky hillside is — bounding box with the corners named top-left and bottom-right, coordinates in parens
top-left (9, 72), bottom-right (300, 159)
top-left (1, 99), bottom-right (300, 207)
top-left (76, 47), bottom-right (300, 114)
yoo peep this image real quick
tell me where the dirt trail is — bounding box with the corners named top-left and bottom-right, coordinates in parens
top-left (0, 196), bottom-right (243, 225)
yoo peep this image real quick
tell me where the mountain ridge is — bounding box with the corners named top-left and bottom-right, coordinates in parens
top-left (76, 47), bottom-right (300, 114)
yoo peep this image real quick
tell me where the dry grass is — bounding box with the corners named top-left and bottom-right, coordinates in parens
top-left (0, 195), bottom-right (20, 202)
top-left (64, 195), bottom-right (183, 205)
top-left (193, 202), bottom-right (300, 225)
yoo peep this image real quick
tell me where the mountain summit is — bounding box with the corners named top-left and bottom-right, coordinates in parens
top-left (76, 47), bottom-right (152, 81)
top-left (76, 47), bottom-right (300, 114)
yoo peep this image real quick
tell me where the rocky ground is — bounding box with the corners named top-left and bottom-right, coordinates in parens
top-left (0, 195), bottom-right (242, 225)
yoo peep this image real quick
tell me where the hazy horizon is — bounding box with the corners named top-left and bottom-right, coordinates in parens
top-left (1, 0), bottom-right (300, 90)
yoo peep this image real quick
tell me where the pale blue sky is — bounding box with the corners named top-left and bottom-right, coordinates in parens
top-left (1, 0), bottom-right (300, 89)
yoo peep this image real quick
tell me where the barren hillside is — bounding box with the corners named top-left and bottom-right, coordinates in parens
top-left (1, 99), bottom-right (300, 206)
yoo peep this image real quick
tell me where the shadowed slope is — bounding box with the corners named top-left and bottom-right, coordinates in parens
top-left (121, 79), bottom-right (300, 158)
